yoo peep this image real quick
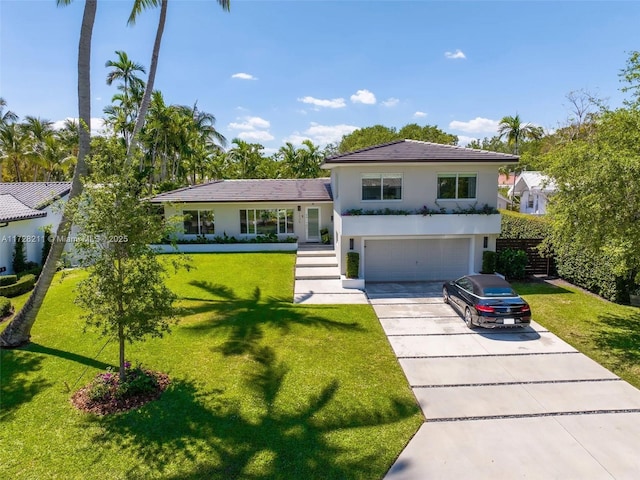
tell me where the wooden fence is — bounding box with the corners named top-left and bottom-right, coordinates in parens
top-left (496, 238), bottom-right (556, 276)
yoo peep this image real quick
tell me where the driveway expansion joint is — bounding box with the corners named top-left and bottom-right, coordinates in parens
top-left (428, 408), bottom-right (640, 423)
top-left (398, 351), bottom-right (581, 359)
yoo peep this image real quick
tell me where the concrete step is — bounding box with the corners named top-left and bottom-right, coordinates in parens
top-left (296, 256), bottom-right (338, 267)
top-left (297, 250), bottom-right (336, 258)
top-left (295, 266), bottom-right (341, 280)
top-left (297, 244), bottom-right (334, 250)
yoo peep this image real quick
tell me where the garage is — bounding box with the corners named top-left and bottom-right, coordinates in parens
top-left (364, 238), bottom-right (470, 282)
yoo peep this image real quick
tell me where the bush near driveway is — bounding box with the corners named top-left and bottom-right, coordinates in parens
top-left (0, 253), bottom-right (422, 480)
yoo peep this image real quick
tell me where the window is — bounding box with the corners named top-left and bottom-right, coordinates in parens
top-left (240, 209), bottom-right (294, 235)
top-left (183, 210), bottom-right (214, 235)
top-left (437, 173), bottom-right (477, 199)
top-left (362, 174), bottom-right (402, 201)
top-left (527, 194), bottom-right (534, 209)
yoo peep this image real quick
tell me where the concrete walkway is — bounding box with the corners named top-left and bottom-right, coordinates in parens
top-left (293, 245), bottom-right (368, 304)
top-left (366, 282), bottom-right (640, 479)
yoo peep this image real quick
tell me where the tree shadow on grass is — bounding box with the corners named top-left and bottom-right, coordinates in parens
top-left (181, 281), bottom-right (363, 356)
top-left (594, 311), bottom-right (640, 370)
top-left (88, 345), bottom-right (417, 480)
top-left (28, 343), bottom-right (112, 371)
top-left (0, 348), bottom-right (51, 422)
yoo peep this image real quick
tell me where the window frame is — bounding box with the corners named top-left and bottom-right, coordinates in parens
top-left (361, 173), bottom-right (403, 201)
top-left (183, 209), bottom-right (215, 235)
top-left (437, 172), bottom-right (478, 200)
top-left (240, 208), bottom-right (295, 235)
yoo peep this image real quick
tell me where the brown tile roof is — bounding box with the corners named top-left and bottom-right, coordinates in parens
top-left (150, 178), bottom-right (332, 203)
top-left (322, 139), bottom-right (519, 165)
top-left (0, 194), bottom-right (47, 223)
top-left (0, 182), bottom-right (71, 209)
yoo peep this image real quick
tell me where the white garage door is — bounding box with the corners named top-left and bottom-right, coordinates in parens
top-left (364, 238), bottom-right (470, 281)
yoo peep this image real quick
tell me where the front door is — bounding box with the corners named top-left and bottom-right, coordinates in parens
top-left (306, 207), bottom-right (320, 243)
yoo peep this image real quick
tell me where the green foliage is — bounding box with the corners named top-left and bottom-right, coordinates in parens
top-left (620, 50), bottom-right (640, 108)
top-left (12, 236), bottom-right (27, 274)
top-left (320, 227), bottom-right (331, 245)
top-left (346, 252), bottom-right (360, 279)
top-left (500, 209), bottom-right (552, 239)
top-left (496, 248), bottom-right (528, 280)
top-left (41, 225), bottom-right (53, 266)
top-left (0, 275), bottom-right (18, 286)
top-left (481, 251), bottom-right (497, 274)
top-left (338, 123), bottom-right (457, 153)
top-left (0, 274), bottom-right (36, 298)
top-left (0, 296), bottom-right (11, 316)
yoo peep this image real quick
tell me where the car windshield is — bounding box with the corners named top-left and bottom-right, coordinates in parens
top-left (482, 287), bottom-right (516, 297)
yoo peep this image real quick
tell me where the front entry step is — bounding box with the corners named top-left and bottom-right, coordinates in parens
top-left (295, 266), bottom-right (340, 280)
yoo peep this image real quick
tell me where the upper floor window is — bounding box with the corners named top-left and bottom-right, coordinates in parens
top-left (183, 210), bottom-right (214, 235)
top-left (362, 174), bottom-right (402, 201)
top-left (437, 173), bottom-right (477, 200)
top-left (240, 209), bottom-right (294, 235)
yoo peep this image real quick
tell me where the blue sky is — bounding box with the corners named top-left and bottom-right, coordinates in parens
top-left (1, 0), bottom-right (639, 154)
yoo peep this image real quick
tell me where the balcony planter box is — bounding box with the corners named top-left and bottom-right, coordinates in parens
top-left (340, 213), bottom-right (501, 236)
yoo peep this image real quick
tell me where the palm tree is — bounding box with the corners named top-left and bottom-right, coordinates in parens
top-left (0, 0), bottom-right (97, 347)
top-left (23, 116), bottom-right (54, 181)
top-left (0, 97), bottom-right (18, 180)
top-left (0, 122), bottom-right (28, 181)
top-left (126, 0), bottom-right (230, 164)
top-left (497, 114), bottom-right (542, 155)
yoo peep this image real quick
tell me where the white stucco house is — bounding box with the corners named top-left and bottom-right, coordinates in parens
top-left (151, 140), bottom-right (519, 283)
top-left (510, 171), bottom-right (556, 215)
top-left (0, 182), bottom-right (71, 274)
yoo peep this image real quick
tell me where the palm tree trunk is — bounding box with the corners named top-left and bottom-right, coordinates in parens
top-left (0, 0), bottom-right (96, 348)
top-left (127, 0), bottom-right (167, 167)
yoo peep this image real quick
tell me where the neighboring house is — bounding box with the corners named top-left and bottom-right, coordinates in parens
top-left (151, 140), bottom-right (518, 282)
top-left (510, 171), bottom-right (556, 215)
top-left (0, 182), bottom-right (71, 274)
top-left (497, 193), bottom-right (510, 210)
top-left (323, 140), bottom-right (518, 281)
top-left (149, 178), bottom-right (333, 244)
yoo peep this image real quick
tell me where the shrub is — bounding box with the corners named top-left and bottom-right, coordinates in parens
top-left (0, 275), bottom-right (18, 286)
top-left (41, 225), bottom-right (52, 265)
top-left (346, 252), bottom-right (359, 279)
top-left (86, 363), bottom-right (159, 403)
top-left (0, 273), bottom-right (36, 298)
top-left (497, 248), bottom-right (528, 280)
top-left (320, 228), bottom-right (331, 245)
top-left (0, 296), bottom-right (12, 317)
top-left (500, 210), bottom-right (552, 239)
top-left (12, 236), bottom-right (27, 274)
top-left (481, 251), bottom-right (497, 274)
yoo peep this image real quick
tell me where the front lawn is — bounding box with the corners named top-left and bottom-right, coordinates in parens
top-left (514, 280), bottom-right (640, 388)
top-left (1, 253), bottom-right (423, 479)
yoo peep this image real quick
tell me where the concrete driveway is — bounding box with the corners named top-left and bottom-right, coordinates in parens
top-left (366, 282), bottom-right (640, 479)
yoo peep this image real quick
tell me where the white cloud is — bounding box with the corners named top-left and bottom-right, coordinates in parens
top-left (228, 116), bottom-right (270, 131)
top-left (456, 135), bottom-right (477, 146)
top-left (413, 111), bottom-right (427, 118)
top-left (52, 117), bottom-right (106, 136)
top-left (231, 72), bottom-right (257, 80)
top-left (445, 49), bottom-right (466, 60)
top-left (297, 96), bottom-right (346, 109)
top-left (350, 89), bottom-right (377, 105)
top-left (285, 122), bottom-right (358, 146)
top-left (382, 97), bottom-right (399, 107)
top-left (449, 117), bottom-right (499, 134)
top-left (238, 130), bottom-right (275, 142)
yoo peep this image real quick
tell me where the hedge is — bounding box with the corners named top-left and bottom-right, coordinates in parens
top-left (0, 275), bottom-right (18, 286)
top-left (0, 296), bottom-right (11, 317)
top-left (0, 274), bottom-right (36, 298)
top-left (346, 252), bottom-right (360, 279)
top-left (500, 209), bottom-right (552, 239)
top-left (496, 248), bottom-right (528, 280)
top-left (481, 251), bottom-right (497, 274)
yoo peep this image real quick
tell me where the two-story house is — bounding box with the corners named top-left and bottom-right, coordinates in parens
top-left (151, 140), bottom-right (518, 282)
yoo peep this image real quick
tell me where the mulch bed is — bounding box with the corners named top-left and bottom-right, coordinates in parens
top-left (71, 370), bottom-right (171, 415)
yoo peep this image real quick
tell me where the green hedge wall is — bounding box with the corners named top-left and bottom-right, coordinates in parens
top-left (0, 274), bottom-right (36, 298)
top-left (500, 210), bottom-right (552, 239)
top-left (346, 252), bottom-right (360, 279)
top-left (0, 275), bottom-right (18, 287)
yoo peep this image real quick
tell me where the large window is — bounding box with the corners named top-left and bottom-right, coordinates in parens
top-left (437, 173), bottom-right (477, 199)
top-left (240, 209), bottom-right (294, 235)
top-left (183, 210), bottom-right (215, 235)
top-left (362, 174), bottom-right (402, 201)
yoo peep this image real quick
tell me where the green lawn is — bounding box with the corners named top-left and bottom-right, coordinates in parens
top-left (514, 280), bottom-right (640, 388)
top-left (1, 253), bottom-right (423, 480)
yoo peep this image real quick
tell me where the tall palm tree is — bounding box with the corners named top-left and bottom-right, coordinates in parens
top-left (0, 122), bottom-right (28, 181)
top-left (0, 97), bottom-right (18, 180)
top-left (497, 114), bottom-right (542, 155)
top-left (23, 116), bottom-right (54, 181)
top-left (126, 0), bottom-right (230, 164)
top-left (1, 0), bottom-right (97, 347)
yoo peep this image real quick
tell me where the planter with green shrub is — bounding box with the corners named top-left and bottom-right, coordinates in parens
top-left (346, 252), bottom-right (360, 279)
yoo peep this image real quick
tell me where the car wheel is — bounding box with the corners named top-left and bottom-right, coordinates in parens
top-left (464, 308), bottom-right (476, 329)
top-left (442, 286), bottom-right (449, 304)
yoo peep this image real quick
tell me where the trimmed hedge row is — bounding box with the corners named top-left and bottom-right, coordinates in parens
top-left (346, 252), bottom-right (360, 279)
top-left (0, 296), bottom-right (11, 317)
top-left (500, 209), bottom-right (552, 239)
top-left (0, 274), bottom-right (36, 298)
top-left (0, 275), bottom-right (18, 286)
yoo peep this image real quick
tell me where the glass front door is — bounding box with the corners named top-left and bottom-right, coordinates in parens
top-left (306, 207), bottom-right (320, 242)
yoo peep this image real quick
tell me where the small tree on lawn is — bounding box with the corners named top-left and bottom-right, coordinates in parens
top-left (71, 172), bottom-right (182, 381)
